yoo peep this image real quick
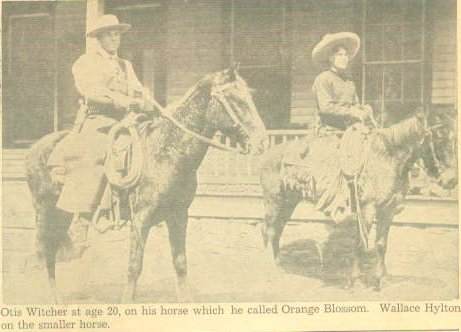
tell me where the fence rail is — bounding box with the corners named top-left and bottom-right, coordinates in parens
top-left (2, 128), bottom-right (458, 201)
top-left (198, 129), bottom-right (312, 183)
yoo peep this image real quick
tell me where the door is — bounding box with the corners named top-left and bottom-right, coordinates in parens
top-left (107, 0), bottom-right (167, 106)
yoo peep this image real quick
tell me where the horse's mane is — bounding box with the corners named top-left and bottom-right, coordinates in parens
top-left (377, 116), bottom-right (423, 148)
top-left (164, 74), bottom-right (214, 115)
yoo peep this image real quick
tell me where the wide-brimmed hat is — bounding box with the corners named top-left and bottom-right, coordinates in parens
top-left (312, 32), bottom-right (360, 67)
top-left (86, 15), bottom-right (131, 38)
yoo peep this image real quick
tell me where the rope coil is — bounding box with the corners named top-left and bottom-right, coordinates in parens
top-left (104, 120), bottom-right (145, 190)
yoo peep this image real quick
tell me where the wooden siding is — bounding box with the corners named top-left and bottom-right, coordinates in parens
top-left (431, 0), bottom-right (457, 105)
top-left (166, 0), bottom-right (226, 103)
top-left (55, 2), bottom-right (86, 130)
top-left (289, 0), bottom-right (360, 125)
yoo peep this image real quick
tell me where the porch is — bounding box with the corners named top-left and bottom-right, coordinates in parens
top-left (3, 128), bottom-right (458, 228)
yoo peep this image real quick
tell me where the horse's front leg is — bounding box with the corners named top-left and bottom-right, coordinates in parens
top-left (166, 208), bottom-right (192, 302)
top-left (121, 207), bottom-right (151, 303)
top-left (373, 210), bottom-right (394, 291)
top-left (345, 203), bottom-right (376, 289)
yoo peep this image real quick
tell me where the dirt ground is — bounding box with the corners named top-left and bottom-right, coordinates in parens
top-left (3, 215), bottom-right (458, 304)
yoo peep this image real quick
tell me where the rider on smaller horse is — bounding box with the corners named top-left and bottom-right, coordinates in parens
top-left (48, 15), bottom-right (156, 240)
top-left (312, 32), bottom-right (373, 134)
top-left (309, 32), bottom-right (375, 223)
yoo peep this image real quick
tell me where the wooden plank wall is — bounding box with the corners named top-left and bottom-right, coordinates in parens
top-left (55, 2), bottom-right (86, 130)
top-left (289, 0), bottom-right (360, 125)
top-left (431, 0), bottom-right (457, 106)
top-left (166, 0), bottom-right (226, 103)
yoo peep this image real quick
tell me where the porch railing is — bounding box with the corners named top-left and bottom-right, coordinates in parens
top-left (198, 129), bottom-right (312, 184)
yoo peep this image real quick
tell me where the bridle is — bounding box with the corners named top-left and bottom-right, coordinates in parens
top-left (146, 81), bottom-right (256, 155)
top-left (417, 120), bottom-right (444, 176)
top-left (211, 82), bottom-right (254, 139)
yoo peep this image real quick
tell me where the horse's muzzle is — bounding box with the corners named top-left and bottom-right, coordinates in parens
top-left (438, 167), bottom-right (458, 190)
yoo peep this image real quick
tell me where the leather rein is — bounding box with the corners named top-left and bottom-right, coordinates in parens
top-left (145, 82), bottom-right (251, 155)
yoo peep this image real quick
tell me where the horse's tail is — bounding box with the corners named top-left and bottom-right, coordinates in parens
top-left (25, 131), bottom-right (69, 203)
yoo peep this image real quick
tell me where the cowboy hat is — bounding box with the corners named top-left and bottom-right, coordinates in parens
top-left (86, 15), bottom-right (131, 38)
top-left (312, 32), bottom-right (360, 67)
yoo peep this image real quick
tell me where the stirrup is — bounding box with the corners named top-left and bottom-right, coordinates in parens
top-left (92, 206), bottom-right (114, 234)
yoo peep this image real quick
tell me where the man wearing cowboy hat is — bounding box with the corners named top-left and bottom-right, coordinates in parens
top-left (48, 14), bottom-right (154, 247)
top-left (311, 32), bottom-right (373, 133)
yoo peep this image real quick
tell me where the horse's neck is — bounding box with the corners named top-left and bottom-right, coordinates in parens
top-left (369, 124), bottom-right (421, 181)
top-left (379, 117), bottom-right (423, 149)
top-left (159, 88), bottom-right (216, 167)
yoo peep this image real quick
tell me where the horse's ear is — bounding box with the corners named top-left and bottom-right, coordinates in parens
top-left (227, 62), bottom-right (240, 80)
top-left (415, 105), bottom-right (425, 120)
top-left (229, 61), bottom-right (240, 71)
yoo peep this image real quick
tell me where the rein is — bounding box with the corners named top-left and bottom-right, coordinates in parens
top-left (145, 84), bottom-right (249, 155)
top-left (104, 82), bottom-right (251, 190)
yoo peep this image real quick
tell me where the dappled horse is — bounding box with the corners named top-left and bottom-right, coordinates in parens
top-left (259, 109), bottom-right (444, 290)
top-left (25, 67), bottom-right (267, 303)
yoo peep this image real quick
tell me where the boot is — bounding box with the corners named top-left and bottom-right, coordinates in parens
top-left (92, 207), bottom-right (115, 234)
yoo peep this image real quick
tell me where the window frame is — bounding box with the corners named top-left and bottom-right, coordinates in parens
top-left (360, 0), bottom-right (427, 126)
top-left (226, 0), bottom-right (293, 129)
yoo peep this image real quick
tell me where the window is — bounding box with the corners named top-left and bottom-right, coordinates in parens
top-left (228, 0), bottom-right (291, 129)
top-left (362, 0), bottom-right (426, 126)
top-left (3, 2), bottom-right (56, 146)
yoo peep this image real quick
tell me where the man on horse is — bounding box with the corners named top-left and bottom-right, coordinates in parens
top-left (312, 32), bottom-right (373, 133)
top-left (48, 15), bottom-right (155, 238)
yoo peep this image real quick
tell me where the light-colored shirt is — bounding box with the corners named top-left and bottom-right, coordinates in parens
top-left (72, 45), bottom-right (143, 107)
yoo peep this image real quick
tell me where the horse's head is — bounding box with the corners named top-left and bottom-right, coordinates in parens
top-left (428, 110), bottom-right (458, 190)
top-left (207, 66), bottom-right (268, 154)
top-left (413, 107), bottom-right (457, 189)
top-left (413, 108), bottom-right (441, 179)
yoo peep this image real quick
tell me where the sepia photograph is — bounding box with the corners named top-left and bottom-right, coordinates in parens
top-left (1, 0), bottom-right (458, 304)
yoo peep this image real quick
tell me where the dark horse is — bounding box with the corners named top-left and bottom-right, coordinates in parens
top-left (25, 68), bottom-right (267, 303)
top-left (260, 110), bottom-right (444, 290)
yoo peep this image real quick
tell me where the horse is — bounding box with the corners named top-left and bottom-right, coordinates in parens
top-left (25, 67), bottom-right (267, 303)
top-left (259, 110), bottom-right (445, 290)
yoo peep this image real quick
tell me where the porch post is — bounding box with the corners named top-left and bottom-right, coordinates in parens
top-left (86, 0), bottom-right (105, 52)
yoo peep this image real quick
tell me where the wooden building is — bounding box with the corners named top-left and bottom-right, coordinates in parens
top-left (2, 0), bottom-right (457, 144)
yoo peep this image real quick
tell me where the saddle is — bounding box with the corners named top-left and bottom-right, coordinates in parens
top-left (95, 113), bottom-right (155, 230)
top-left (281, 123), bottom-right (371, 223)
top-left (51, 112), bottom-right (154, 232)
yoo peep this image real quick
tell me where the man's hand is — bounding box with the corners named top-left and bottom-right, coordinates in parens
top-left (349, 106), bottom-right (368, 122)
top-left (361, 104), bottom-right (374, 118)
top-left (350, 104), bottom-right (374, 123)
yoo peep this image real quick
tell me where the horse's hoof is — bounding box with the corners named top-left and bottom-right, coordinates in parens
top-left (176, 284), bottom-right (193, 303)
top-left (50, 289), bottom-right (64, 304)
top-left (373, 279), bottom-right (383, 292)
top-left (25, 254), bottom-right (45, 271)
top-left (259, 224), bottom-right (268, 247)
top-left (344, 277), bottom-right (358, 290)
top-left (53, 293), bottom-right (64, 305)
top-left (120, 292), bottom-right (134, 304)
top-left (121, 284), bottom-right (136, 304)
